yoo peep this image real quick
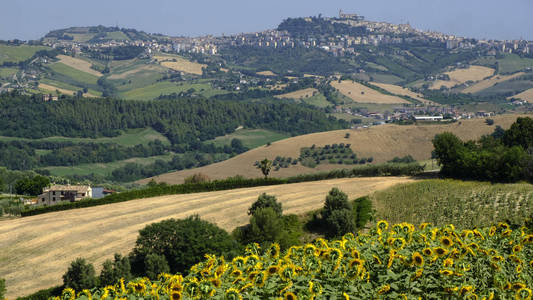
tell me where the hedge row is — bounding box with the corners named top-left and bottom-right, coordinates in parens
top-left (21, 163), bottom-right (424, 217)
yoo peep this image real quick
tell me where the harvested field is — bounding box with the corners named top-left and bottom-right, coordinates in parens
top-left (0, 177), bottom-right (413, 299)
top-left (38, 83), bottom-right (97, 97)
top-left (370, 82), bottom-right (435, 104)
top-left (430, 65), bottom-right (494, 90)
top-left (140, 114), bottom-right (526, 185)
top-left (56, 55), bottom-right (103, 77)
top-left (507, 88), bottom-right (533, 102)
top-left (108, 64), bottom-right (164, 80)
top-left (462, 72), bottom-right (525, 94)
top-left (154, 55), bottom-right (206, 75)
top-left (257, 70), bottom-right (276, 76)
top-left (275, 88), bottom-right (319, 99)
top-left (331, 80), bottom-right (409, 104)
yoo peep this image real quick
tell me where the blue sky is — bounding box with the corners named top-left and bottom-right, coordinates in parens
top-left (1, 0), bottom-right (532, 41)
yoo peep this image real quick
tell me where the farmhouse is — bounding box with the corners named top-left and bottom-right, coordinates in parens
top-left (414, 115), bottom-right (443, 121)
top-left (37, 185), bottom-right (92, 206)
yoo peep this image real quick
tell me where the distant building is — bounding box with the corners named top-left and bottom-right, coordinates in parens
top-left (339, 10), bottom-right (364, 21)
top-left (414, 115), bottom-right (443, 121)
top-left (37, 185), bottom-right (92, 206)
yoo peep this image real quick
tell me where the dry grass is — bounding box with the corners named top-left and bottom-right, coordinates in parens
top-left (56, 55), bottom-right (103, 77)
top-left (140, 114), bottom-right (526, 185)
top-left (507, 88), bottom-right (533, 103)
top-left (154, 55), bottom-right (206, 75)
top-left (331, 80), bottom-right (409, 104)
top-left (370, 82), bottom-right (435, 105)
top-left (38, 83), bottom-right (96, 97)
top-left (430, 65), bottom-right (495, 90)
top-left (462, 72), bottom-right (525, 94)
top-left (257, 70), bottom-right (276, 76)
top-left (0, 177), bottom-right (413, 299)
top-left (275, 88), bottom-right (319, 99)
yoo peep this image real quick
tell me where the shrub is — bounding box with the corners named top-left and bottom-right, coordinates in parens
top-left (144, 253), bottom-right (170, 280)
top-left (325, 208), bottom-right (356, 237)
top-left (0, 278), bottom-right (5, 300)
top-left (248, 193), bottom-right (282, 217)
top-left (129, 216), bottom-right (239, 276)
top-left (353, 196), bottom-right (373, 228)
top-left (323, 188), bottom-right (351, 219)
top-left (99, 254), bottom-right (131, 287)
top-left (62, 258), bottom-right (97, 291)
top-left (183, 173), bottom-right (210, 184)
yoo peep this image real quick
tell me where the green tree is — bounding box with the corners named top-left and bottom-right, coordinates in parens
top-left (323, 188), bottom-right (351, 219)
top-left (248, 208), bottom-right (284, 245)
top-left (99, 254), bottom-right (131, 287)
top-left (325, 209), bottom-right (356, 238)
top-left (0, 278), bottom-right (5, 300)
top-left (62, 258), bottom-right (98, 291)
top-left (144, 253), bottom-right (170, 280)
top-left (258, 158), bottom-right (273, 179)
top-left (503, 117), bottom-right (533, 149)
top-left (14, 175), bottom-right (50, 196)
top-left (432, 132), bottom-right (465, 176)
top-left (129, 216), bottom-right (238, 276)
top-left (353, 196), bottom-right (373, 228)
top-left (248, 193), bottom-right (282, 217)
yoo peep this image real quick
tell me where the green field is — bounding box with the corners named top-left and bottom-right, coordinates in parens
top-left (0, 67), bottom-right (18, 78)
top-left (48, 62), bottom-right (100, 85)
top-left (369, 73), bottom-right (404, 84)
top-left (104, 31), bottom-right (130, 41)
top-left (475, 54), bottom-right (533, 74)
top-left (39, 78), bottom-right (101, 96)
top-left (0, 44), bottom-right (50, 64)
top-left (373, 179), bottom-right (533, 228)
top-left (0, 128), bottom-right (169, 146)
top-left (301, 93), bottom-right (331, 107)
top-left (45, 154), bottom-right (174, 177)
top-left (120, 81), bottom-right (227, 100)
top-left (207, 129), bottom-right (290, 149)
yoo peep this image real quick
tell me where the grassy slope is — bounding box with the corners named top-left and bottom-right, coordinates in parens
top-left (45, 154), bottom-right (174, 177)
top-left (48, 62), bottom-right (99, 85)
top-left (0, 176), bottom-right (414, 299)
top-left (0, 45), bottom-right (49, 64)
top-left (120, 81), bottom-right (226, 100)
top-left (373, 179), bottom-right (533, 228)
top-left (207, 129), bottom-right (291, 149)
top-left (0, 128), bottom-right (169, 146)
top-left (138, 114), bottom-right (526, 185)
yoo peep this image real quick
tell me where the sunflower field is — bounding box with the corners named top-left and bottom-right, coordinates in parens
top-left (56, 221), bottom-right (532, 300)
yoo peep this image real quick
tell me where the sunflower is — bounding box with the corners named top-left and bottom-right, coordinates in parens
top-left (351, 249), bottom-right (360, 259)
top-left (419, 222), bottom-right (431, 230)
top-left (377, 220), bottom-right (389, 234)
top-left (392, 238), bottom-right (406, 250)
top-left (225, 288), bottom-right (242, 300)
top-left (209, 278), bottom-right (221, 288)
top-left (512, 283), bottom-right (527, 291)
top-left (239, 283), bottom-right (253, 293)
top-left (439, 269), bottom-right (454, 276)
top-left (422, 248), bottom-right (433, 256)
top-left (515, 288), bottom-right (532, 300)
top-left (284, 291), bottom-right (298, 300)
top-left (443, 258), bottom-right (454, 267)
top-left (343, 292), bottom-right (350, 300)
top-left (373, 255), bottom-right (382, 265)
top-left (434, 247), bottom-right (448, 257)
top-left (529, 260), bottom-right (533, 268)
top-left (377, 285), bottom-right (391, 295)
top-left (501, 229), bottom-right (512, 237)
top-left (348, 258), bottom-right (364, 269)
top-left (513, 244), bottom-right (523, 253)
top-left (308, 280), bottom-right (323, 295)
top-left (460, 286), bottom-right (474, 296)
top-left (266, 265), bottom-right (280, 276)
top-left (441, 236), bottom-right (454, 247)
top-left (267, 243), bottom-right (280, 258)
top-left (230, 269), bottom-right (243, 277)
top-left (491, 255), bottom-right (504, 264)
top-left (412, 252), bottom-right (424, 267)
top-left (488, 226), bottom-right (497, 237)
top-left (170, 292), bottom-right (182, 300)
top-left (412, 268), bottom-right (423, 279)
top-left (523, 234), bottom-right (533, 244)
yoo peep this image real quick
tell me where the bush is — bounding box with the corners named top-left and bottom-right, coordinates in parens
top-left (247, 208), bottom-right (285, 246)
top-left (144, 253), bottom-right (170, 280)
top-left (129, 216), bottom-right (239, 276)
top-left (99, 254), bottom-right (131, 287)
top-left (0, 278), bottom-right (5, 300)
top-left (62, 258), bottom-right (97, 291)
top-left (248, 193), bottom-right (282, 217)
top-left (353, 196), bottom-right (373, 228)
top-left (184, 173), bottom-right (210, 184)
top-left (323, 188), bottom-right (351, 219)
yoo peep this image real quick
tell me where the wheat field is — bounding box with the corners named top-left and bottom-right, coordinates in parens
top-left (38, 83), bottom-right (97, 98)
top-left (0, 177), bottom-right (413, 299)
top-left (462, 72), bottom-right (525, 94)
top-left (256, 70), bottom-right (276, 76)
top-left (430, 65), bottom-right (495, 90)
top-left (275, 88), bottom-right (319, 99)
top-left (154, 55), bottom-right (206, 75)
top-left (369, 82), bottom-right (435, 104)
top-left (507, 87), bottom-right (533, 103)
top-left (56, 55), bottom-right (103, 77)
top-left (140, 114), bottom-right (525, 185)
top-left (331, 80), bottom-right (410, 104)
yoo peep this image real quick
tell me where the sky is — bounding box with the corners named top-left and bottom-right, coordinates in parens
top-left (1, 0), bottom-right (532, 41)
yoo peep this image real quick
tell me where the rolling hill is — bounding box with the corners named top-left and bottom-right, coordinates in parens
top-left (331, 80), bottom-right (410, 104)
top-left (139, 114), bottom-right (525, 185)
top-left (0, 176), bottom-right (413, 299)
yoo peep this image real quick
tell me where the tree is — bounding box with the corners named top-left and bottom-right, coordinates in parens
top-left (503, 117), bottom-right (533, 149)
top-left (0, 278), bottom-right (5, 300)
top-left (248, 208), bottom-right (284, 245)
top-left (248, 193), bottom-right (282, 217)
top-left (14, 175), bottom-right (50, 196)
top-left (230, 138), bottom-right (247, 153)
top-left (353, 196), bottom-right (373, 228)
top-left (325, 209), bottom-right (356, 238)
top-left (63, 258), bottom-right (98, 291)
top-left (258, 158), bottom-right (273, 179)
top-left (432, 132), bottom-right (465, 176)
top-left (323, 188), bottom-right (351, 219)
top-left (99, 254), bottom-right (131, 287)
top-left (144, 253), bottom-right (170, 280)
top-left (129, 216), bottom-right (238, 276)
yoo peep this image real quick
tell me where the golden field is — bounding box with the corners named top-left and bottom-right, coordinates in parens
top-left (275, 88), bottom-right (319, 99)
top-left (331, 80), bottom-right (410, 104)
top-left (0, 177), bottom-right (413, 299)
top-left (154, 55), bottom-right (206, 75)
top-left (508, 88), bottom-right (533, 103)
top-left (56, 55), bottom-right (103, 77)
top-left (38, 83), bottom-right (97, 97)
top-left (140, 114), bottom-right (525, 185)
top-left (462, 72), bottom-right (525, 94)
top-left (369, 82), bottom-right (435, 104)
top-left (430, 65), bottom-right (494, 90)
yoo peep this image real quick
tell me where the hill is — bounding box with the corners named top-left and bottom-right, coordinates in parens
top-left (369, 82), bottom-right (434, 104)
top-left (139, 114), bottom-right (524, 185)
top-left (331, 80), bottom-right (410, 104)
top-left (508, 87), bottom-right (533, 102)
top-left (429, 65), bottom-right (495, 90)
top-left (462, 72), bottom-right (525, 94)
top-left (0, 176), bottom-right (413, 299)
